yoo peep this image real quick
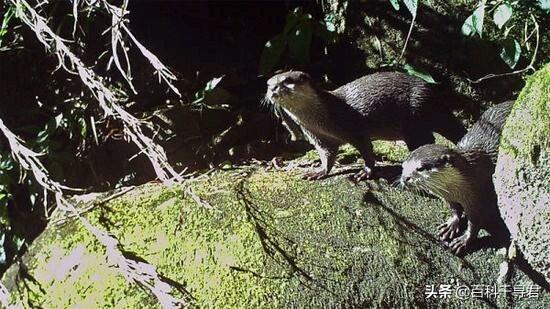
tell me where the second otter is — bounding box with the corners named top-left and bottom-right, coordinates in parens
top-left (266, 71), bottom-right (467, 180)
top-left (400, 101), bottom-right (514, 255)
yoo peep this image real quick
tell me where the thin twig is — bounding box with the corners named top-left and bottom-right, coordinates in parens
top-left (11, 0), bottom-right (182, 185)
top-left (0, 115), bottom-right (189, 308)
top-left (468, 14), bottom-right (539, 84)
top-left (53, 186), bottom-right (136, 226)
top-left (399, 12), bottom-right (417, 61)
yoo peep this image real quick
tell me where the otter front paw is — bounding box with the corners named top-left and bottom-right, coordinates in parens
top-left (438, 216), bottom-right (464, 241)
top-left (448, 233), bottom-right (473, 255)
top-left (303, 170), bottom-right (328, 180)
top-left (269, 157), bottom-right (284, 169)
top-left (352, 167), bottom-right (373, 182)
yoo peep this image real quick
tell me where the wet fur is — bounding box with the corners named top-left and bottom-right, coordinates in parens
top-left (401, 101), bottom-right (514, 253)
top-left (266, 71), bottom-right (467, 179)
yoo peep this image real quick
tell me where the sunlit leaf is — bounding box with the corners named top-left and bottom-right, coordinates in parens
top-left (403, 64), bottom-right (437, 84)
top-left (78, 117), bottom-right (87, 137)
top-left (205, 76), bottom-right (224, 91)
top-left (324, 19), bottom-right (336, 32)
top-left (54, 113), bottom-right (63, 128)
top-left (389, 0), bottom-right (400, 10)
top-left (373, 36), bottom-right (382, 56)
top-left (0, 234), bottom-right (5, 264)
top-left (0, 7), bottom-right (15, 47)
top-left (500, 38), bottom-right (521, 69)
top-left (461, 2), bottom-right (486, 37)
top-left (493, 3), bottom-right (512, 29)
top-left (538, 0), bottom-right (550, 11)
top-left (403, 0), bottom-right (418, 17)
top-left (313, 21), bottom-right (337, 44)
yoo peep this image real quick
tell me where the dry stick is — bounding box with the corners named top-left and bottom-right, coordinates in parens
top-left (468, 14), bottom-right (540, 84)
top-left (52, 186), bottom-right (137, 226)
top-left (11, 0), bottom-right (181, 185)
top-left (0, 281), bottom-right (23, 309)
top-left (71, 0), bottom-right (181, 97)
top-left (0, 117), bottom-right (188, 309)
top-left (399, 12), bottom-right (417, 61)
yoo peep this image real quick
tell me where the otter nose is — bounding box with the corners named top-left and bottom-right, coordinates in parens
top-left (400, 175), bottom-right (411, 185)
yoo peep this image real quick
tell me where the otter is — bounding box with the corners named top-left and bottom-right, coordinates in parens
top-left (265, 71), bottom-right (467, 180)
top-left (400, 101), bottom-right (514, 255)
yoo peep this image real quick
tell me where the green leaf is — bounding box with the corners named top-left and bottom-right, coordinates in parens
top-left (461, 2), bottom-right (486, 37)
top-left (538, 0), bottom-right (550, 11)
top-left (259, 33), bottom-right (287, 75)
top-left (493, 3), bottom-right (512, 29)
top-left (54, 113), bottom-right (64, 128)
top-left (389, 0), bottom-right (400, 10)
top-left (500, 38), bottom-right (521, 69)
top-left (403, 64), bottom-right (437, 84)
top-left (205, 76), bottom-right (224, 92)
top-left (403, 0), bottom-right (418, 17)
top-left (287, 21), bottom-right (313, 63)
top-left (373, 36), bottom-right (383, 56)
top-left (78, 117), bottom-right (87, 137)
top-left (0, 7), bottom-right (15, 47)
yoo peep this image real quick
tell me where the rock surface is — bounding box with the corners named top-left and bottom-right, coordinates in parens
top-left (494, 64), bottom-right (550, 283)
top-left (2, 163), bottom-right (548, 307)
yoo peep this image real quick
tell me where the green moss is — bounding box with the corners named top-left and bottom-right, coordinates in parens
top-left (372, 140), bottom-right (409, 162)
top-left (494, 63), bottom-right (550, 283)
top-left (3, 167), bottom-right (549, 307)
top-left (500, 63), bottom-right (550, 160)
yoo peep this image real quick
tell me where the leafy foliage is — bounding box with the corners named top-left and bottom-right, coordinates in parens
top-left (259, 7), bottom-right (336, 75)
top-left (500, 38), bottom-right (521, 69)
top-left (493, 2), bottom-right (513, 29)
top-left (462, 1), bottom-right (486, 37)
top-left (403, 64), bottom-right (436, 84)
top-left (461, 0), bottom-right (545, 71)
top-left (0, 6), bottom-right (14, 47)
top-left (402, 0), bottom-right (418, 17)
top-left (388, 0), bottom-right (435, 83)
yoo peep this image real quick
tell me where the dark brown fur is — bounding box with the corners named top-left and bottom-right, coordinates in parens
top-left (266, 71), bottom-right (467, 180)
top-left (401, 101), bottom-right (514, 254)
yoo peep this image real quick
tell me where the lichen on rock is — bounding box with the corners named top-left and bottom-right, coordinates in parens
top-left (494, 63), bottom-right (550, 283)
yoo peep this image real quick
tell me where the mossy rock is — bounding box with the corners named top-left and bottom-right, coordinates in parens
top-left (494, 64), bottom-right (550, 282)
top-left (2, 165), bottom-right (549, 307)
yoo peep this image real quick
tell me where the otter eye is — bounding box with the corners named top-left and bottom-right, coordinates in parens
top-left (418, 163), bottom-right (435, 171)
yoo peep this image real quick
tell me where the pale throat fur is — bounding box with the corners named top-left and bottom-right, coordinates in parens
top-left (266, 74), bottom-right (342, 142)
top-left (401, 153), bottom-right (477, 213)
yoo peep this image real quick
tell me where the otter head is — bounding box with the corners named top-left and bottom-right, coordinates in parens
top-left (266, 71), bottom-right (317, 110)
top-left (400, 144), bottom-right (470, 202)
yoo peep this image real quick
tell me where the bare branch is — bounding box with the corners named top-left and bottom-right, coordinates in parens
top-left (11, 0), bottom-right (182, 185)
top-left (468, 14), bottom-right (540, 84)
top-left (0, 116), bottom-right (189, 308)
